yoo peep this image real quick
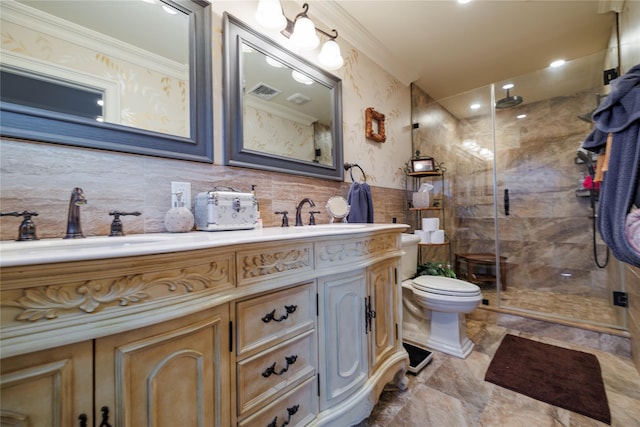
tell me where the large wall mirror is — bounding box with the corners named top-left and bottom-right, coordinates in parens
top-left (0, 0), bottom-right (213, 163)
top-left (223, 13), bottom-right (343, 181)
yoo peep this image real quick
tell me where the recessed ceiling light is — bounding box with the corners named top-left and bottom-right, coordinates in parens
top-left (517, 114), bottom-right (527, 119)
top-left (470, 103), bottom-right (481, 110)
top-left (550, 59), bottom-right (566, 68)
top-left (458, 0), bottom-right (473, 4)
top-left (502, 83), bottom-right (514, 90)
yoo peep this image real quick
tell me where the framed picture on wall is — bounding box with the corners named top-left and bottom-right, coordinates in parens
top-left (411, 157), bottom-right (435, 172)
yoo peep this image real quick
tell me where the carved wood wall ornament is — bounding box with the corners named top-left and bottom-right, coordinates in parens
top-left (365, 107), bottom-right (386, 143)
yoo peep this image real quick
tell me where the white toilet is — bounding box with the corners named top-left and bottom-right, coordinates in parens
top-left (401, 233), bottom-right (482, 359)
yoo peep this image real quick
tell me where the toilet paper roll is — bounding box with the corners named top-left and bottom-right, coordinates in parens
top-left (416, 230), bottom-right (430, 243)
top-left (431, 229), bottom-right (445, 244)
top-left (422, 218), bottom-right (439, 231)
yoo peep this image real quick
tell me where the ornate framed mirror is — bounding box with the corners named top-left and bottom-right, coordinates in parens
top-left (0, 0), bottom-right (213, 163)
top-left (223, 13), bottom-right (344, 181)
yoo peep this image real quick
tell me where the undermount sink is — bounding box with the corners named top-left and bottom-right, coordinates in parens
top-left (1, 223), bottom-right (406, 268)
top-left (288, 224), bottom-right (368, 232)
top-left (0, 234), bottom-right (175, 253)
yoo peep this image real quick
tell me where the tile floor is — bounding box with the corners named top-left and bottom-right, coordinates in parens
top-left (481, 287), bottom-right (621, 328)
top-left (356, 310), bottom-right (640, 427)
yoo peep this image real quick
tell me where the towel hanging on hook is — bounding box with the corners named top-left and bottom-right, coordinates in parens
top-left (344, 162), bottom-right (366, 182)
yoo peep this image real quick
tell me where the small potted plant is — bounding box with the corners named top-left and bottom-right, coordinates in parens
top-left (417, 262), bottom-right (456, 278)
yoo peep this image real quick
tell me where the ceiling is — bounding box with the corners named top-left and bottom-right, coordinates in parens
top-left (302, 0), bottom-right (620, 102)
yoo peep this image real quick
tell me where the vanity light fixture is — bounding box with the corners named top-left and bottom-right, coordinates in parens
top-left (255, 1), bottom-right (344, 70)
top-left (255, 0), bottom-right (287, 32)
top-left (318, 38), bottom-right (344, 70)
top-left (290, 9), bottom-right (320, 51)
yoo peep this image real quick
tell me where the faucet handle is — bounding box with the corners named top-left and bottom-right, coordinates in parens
top-left (109, 211), bottom-right (141, 236)
top-left (309, 211), bottom-right (321, 226)
top-left (275, 211), bottom-right (289, 227)
top-left (1, 211), bottom-right (39, 241)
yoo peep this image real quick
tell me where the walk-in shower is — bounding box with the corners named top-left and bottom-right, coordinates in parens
top-left (410, 49), bottom-right (627, 333)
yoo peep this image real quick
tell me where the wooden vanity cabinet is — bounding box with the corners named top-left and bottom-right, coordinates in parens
top-left (1, 226), bottom-right (409, 427)
top-left (95, 305), bottom-right (230, 427)
top-left (367, 258), bottom-right (400, 371)
top-left (318, 270), bottom-right (368, 411)
top-left (1, 341), bottom-right (93, 427)
top-left (1, 307), bottom-right (230, 427)
top-left (235, 282), bottom-right (318, 425)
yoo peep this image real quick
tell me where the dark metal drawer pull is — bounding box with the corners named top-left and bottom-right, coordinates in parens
top-left (99, 406), bottom-right (112, 427)
top-left (261, 305), bottom-right (297, 323)
top-left (262, 355), bottom-right (298, 377)
top-left (266, 404), bottom-right (299, 427)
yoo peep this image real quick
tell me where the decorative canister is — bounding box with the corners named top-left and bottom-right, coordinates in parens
top-left (164, 192), bottom-right (194, 233)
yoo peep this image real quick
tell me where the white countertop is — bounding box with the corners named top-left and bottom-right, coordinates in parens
top-left (0, 223), bottom-right (408, 267)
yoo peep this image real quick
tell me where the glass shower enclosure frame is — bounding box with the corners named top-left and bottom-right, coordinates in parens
top-left (411, 48), bottom-right (628, 331)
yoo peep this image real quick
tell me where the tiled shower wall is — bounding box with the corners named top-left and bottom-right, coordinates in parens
top-left (461, 90), bottom-right (609, 299)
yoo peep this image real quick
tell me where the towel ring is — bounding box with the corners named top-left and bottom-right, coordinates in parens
top-left (344, 163), bottom-right (366, 182)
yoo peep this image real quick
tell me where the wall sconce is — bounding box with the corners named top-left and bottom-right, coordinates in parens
top-left (255, 1), bottom-right (344, 70)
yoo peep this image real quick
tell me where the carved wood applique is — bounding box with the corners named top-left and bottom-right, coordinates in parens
top-left (9, 262), bottom-right (228, 321)
top-left (365, 107), bottom-right (386, 143)
top-left (241, 248), bottom-right (311, 279)
top-left (318, 235), bottom-right (395, 264)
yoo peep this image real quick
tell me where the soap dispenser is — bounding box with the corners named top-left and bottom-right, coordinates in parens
top-left (164, 191), bottom-right (194, 233)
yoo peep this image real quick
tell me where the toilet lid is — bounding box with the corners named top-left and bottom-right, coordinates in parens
top-left (412, 276), bottom-right (481, 296)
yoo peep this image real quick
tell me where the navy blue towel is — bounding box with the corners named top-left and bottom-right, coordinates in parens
top-left (347, 182), bottom-right (374, 223)
top-left (582, 63), bottom-right (640, 267)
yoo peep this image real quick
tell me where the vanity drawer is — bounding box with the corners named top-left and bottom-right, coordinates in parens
top-left (236, 282), bottom-right (315, 356)
top-left (237, 329), bottom-right (316, 417)
top-left (238, 376), bottom-right (317, 427)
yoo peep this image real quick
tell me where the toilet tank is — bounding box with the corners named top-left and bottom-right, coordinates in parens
top-left (401, 233), bottom-right (421, 281)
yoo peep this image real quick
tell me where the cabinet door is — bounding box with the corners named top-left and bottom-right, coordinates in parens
top-left (367, 259), bottom-right (398, 371)
top-left (317, 271), bottom-right (367, 410)
top-left (1, 341), bottom-right (93, 427)
top-left (94, 306), bottom-right (230, 427)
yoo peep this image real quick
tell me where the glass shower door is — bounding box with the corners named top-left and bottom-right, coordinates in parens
top-left (491, 52), bottom-right (627, 329)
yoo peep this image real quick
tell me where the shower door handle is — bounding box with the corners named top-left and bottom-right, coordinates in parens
top-left (504, 189), bottom-right (510, 216)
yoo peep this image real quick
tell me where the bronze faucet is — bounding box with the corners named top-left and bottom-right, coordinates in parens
top-left (295, 198), bottom-right (315, 226)
top-left (64, 187), bottom-right (87, 239)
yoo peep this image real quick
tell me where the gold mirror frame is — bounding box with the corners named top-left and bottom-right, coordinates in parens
top-left (365, 107), bottom-right (386, 143)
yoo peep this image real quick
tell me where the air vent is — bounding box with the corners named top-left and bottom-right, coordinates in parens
top-left (286, 93), bottom-right (311, 106)
top-left (248, 83), bottom-right (281, 101)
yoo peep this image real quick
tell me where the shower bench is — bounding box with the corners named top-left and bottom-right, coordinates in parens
top-left (455, 253), bottom-right (508, 291)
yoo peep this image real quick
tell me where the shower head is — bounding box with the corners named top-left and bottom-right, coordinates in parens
top-left (495, 88), bottom-right (523, 109)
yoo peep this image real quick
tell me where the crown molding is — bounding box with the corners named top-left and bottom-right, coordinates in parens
top-left (299, 0), bottom-right (418, 86)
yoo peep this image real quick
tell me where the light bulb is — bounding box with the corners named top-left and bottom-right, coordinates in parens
top-left (255, 0), bottom-right (286, 32)
top-left (318, 39), bottom-right (344, 70)
top-left (290, 17), bottom-right (319, 51)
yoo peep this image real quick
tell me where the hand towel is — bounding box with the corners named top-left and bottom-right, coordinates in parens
top-left (347, 181), bottom-right (374, 223)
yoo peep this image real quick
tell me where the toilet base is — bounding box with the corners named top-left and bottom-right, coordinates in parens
top-left (426, 311), bottom-right (474, 358)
